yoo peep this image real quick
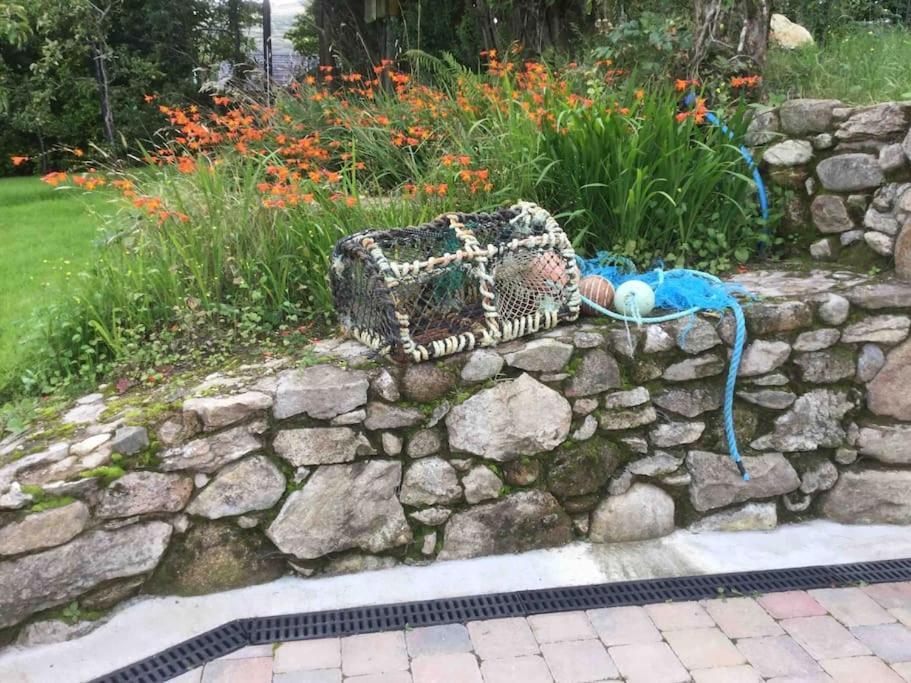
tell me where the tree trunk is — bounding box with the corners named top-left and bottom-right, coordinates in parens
top-left (228, 0), bottom-right (242, 64)
top-left (90, 39), bottom-right (117, 150)
top-left (737, 0), bottom-right (771, 69)
top-left (473, 0), bottom-right (498, 54)
top-left (262, 0), bottom-right (273, 102)
top-left (690, 0), bottom-right (724, 78)
top-left (315, 0), bottom-right (331, 67)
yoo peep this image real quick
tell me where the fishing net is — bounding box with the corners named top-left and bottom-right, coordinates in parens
top-left (330, 202), bottom-right (581, 362)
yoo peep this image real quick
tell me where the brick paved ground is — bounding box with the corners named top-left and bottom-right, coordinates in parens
top-left (174, 582), bottom-right (911, 682)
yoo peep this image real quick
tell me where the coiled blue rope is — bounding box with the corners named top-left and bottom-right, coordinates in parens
top-left (577, 255), bottom-right (751, 480)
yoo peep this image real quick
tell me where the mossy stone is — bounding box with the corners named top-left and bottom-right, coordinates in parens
top-left (146, 521), bottom-right (285, 597)
top-left (547, 438), bottom-right (619, 499)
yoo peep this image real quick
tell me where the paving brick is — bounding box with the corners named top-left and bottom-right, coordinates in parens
top-left (215, 644), bottom-right (274, 661)
top-left (691, 665), bottom-right (761, 683)
top-left (273, 669), bottom-right (342, 683)
top-left (644, 601), bottom-right (715, 631)
top-left (528, 611), bottom-right (597, 643)
top-left (893, 608), bottom-right (911, 628)
top-left (820, 656), bottom-right (905, 683)
top-left (863, 583), bottom-right (911, 610)
top-left (468, 617), bottom-right (539, 660)
top-left (406, 624), bottom-right (473, 657)
top-left (540, 639), bottom-right (617, 682)
top-left (780, 616), bottom-right (870, 660)
top-left (702, 597), bottom-right (783, 638)
top-left (480, 654), bottom-right (554, 683)
top-left (608, 642), bottom-right (689, 683)
top-left (764, 676), bottom-right (833, 683)
top-left (345, 673), bottom-right (413, 683)
top-left (736, 636), bottom-right (822, 679)
top-left (809, 587), bottom-right (895, 626)
top-left (893, 661), bottom-right (911, 682)
top-left (200, 657), bottom-right (273, 683)
top-left (758, 591), bottom-right (828, 620)
top-left (412, 653), bottom-right (482, 683)
top-left (663, 627), bottom-right (745, 670)
top-left (341, 632), bottom-right (409, 676)
top-left (852, 623), bottom-right (911, 663)
top-left (586, 606), bottom-right (660, 646)
top-left (274, 638), bottom-right (341, 672)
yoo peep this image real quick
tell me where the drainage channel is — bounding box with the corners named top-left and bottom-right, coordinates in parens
top-left (93, 556), bottom-right (911, 683)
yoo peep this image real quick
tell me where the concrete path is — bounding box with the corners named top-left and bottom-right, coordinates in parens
top-left (181, 580), bottom-right (911, 682)
top-left (2, 521), bottom-right (911, 682)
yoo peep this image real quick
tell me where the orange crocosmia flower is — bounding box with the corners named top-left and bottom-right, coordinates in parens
top-left (42, 171), bottom-right (68, 186)
top-left (437, 183), bottom-right (448, 195)
top-left (234, 141), bottom-right (248, 154)
top-left (212, 96), bottom-right (231, 106)
top-left (177, 155), bottom-right (195, 173)
top-left (10, 155), bottom-right (28, 166)
top-left (457, 155), bottom-right (470, 166)
top-left (674, 79), bottom-right (688, 92)
top-left (73, 148), bottom-right (84, 157)
top-left (345, 196), bottom-right (357, 207)
top-left (635, 89), bottom-right (645, 100)
top-left (302, 193), bottom-right (315, 203)
top-left (308, 170), bottom-right (322, 183)
top-left (326, 171), bottom-right (341, 183)
top-left (304, 75), bottom-right (316, 85)
top-left (424, 184), bottom-right (435, 195)
top-left (675, 111), bottom-right (690, 123)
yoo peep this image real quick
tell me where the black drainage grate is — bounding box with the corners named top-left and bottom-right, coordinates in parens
top-left (92, 556), bottom-right (911, 683)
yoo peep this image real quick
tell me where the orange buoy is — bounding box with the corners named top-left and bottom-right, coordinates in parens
top-left (579, 274), bottom-right (615, 315)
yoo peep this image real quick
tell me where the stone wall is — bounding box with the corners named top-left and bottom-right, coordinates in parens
top-left (1, 267), bottom-right (911, 642)
top-left (748, 99), bottom-right (911, 278)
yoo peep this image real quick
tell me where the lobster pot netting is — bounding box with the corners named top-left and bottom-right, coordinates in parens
top-left (330, 202), bottom-right (581, 362)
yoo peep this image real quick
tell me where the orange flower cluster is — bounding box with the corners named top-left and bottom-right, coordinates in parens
top-left (675, 97), bottom-right (708, 124)
top-left (458, 168), bottom-right (492, 194)
top-left (72, 174), bottom-right (106, 190)
top-left (10, 155), bottom-right (29, 166)
top-left (730, 75), bottom-right (761, 89)
top-left (42, 171), bottom-right (68, 186)
top-left (404, 183), bottom-right (449, 197)
top-left (674, 78), bottom-right (701, 92)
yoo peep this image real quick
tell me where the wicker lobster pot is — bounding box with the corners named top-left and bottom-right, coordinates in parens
top-left (330, 202), bottom-right (581, 363)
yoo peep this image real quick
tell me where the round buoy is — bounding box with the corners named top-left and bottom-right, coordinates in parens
top-left (526, 252), bottom-right (568, 290)
top-left (579, 275), bottom-right (615, 315)
top-left (613, 280), bottom-right (656, 317)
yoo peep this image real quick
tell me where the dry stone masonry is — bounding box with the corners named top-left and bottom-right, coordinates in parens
top-left (1, 281), bottom-right (911, 639)
top-left (747, 99), bottom-right (911, 278)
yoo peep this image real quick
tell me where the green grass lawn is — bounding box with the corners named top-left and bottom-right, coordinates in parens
top-left (0, 176), bottom-right (109, 384)
top-left (764, 25), bottom-right (911, 104)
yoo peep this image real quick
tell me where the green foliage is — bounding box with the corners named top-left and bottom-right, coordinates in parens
top-left (763, 25), bottom-right (911, 104)
top-left (29, 493), bottom-right (75, 513)
top-left (0, 0), bottom-right (258, 175)
top-left (591, 12), bottom-right (691, 79)
top-left (3, 60), bottom-right (773, 395)
top-left (78, 465), bottom-right (125, 485)
top-left (535, 86), bottom-right (767, 271)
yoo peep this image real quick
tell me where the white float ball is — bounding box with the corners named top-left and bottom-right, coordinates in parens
top-left (613, 280), bottom-right (656, 317)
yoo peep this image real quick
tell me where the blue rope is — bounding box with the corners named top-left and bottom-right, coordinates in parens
top-left (577, 255), bottom-right (751, 480)
top-left (704, 111), bottom-right (769, 224)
